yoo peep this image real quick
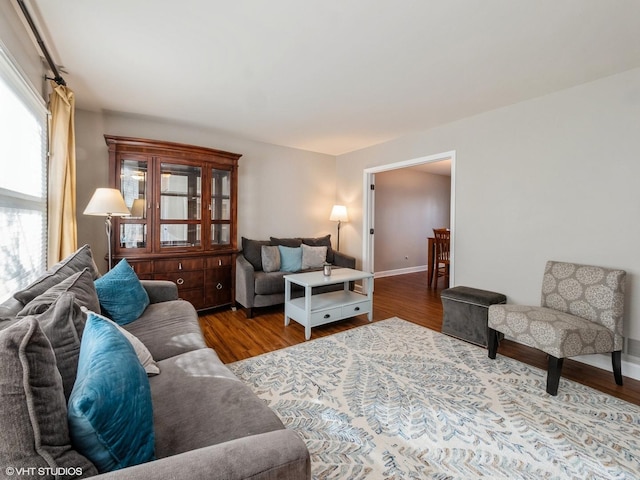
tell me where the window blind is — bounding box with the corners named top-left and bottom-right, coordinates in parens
top-left (0, 41), bottom-right (48, 302)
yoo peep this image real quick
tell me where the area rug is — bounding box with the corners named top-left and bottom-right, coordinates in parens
top-left (228, 318), bottom-right (640, 479)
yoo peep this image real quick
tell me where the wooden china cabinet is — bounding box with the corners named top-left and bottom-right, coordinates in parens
top-left (105, 135), bottom-right (241, 311)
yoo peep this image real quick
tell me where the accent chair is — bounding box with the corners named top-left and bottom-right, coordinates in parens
top-left (487, 260), bottom-right (626, 396)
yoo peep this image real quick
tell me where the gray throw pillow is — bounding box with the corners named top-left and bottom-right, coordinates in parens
top-left (13, 244), bottom-right (101, 305)
top-left (241, 237), bottom-right (271, 271)
top-left (261, 245), bottom-right (281, 273)
top-left (301, 244), bottom-right (328, 269)
top-left (0, 317), bottom-right (97, 478)
top-left (17, 268), bottom-right (100, 317)
top-left (303, 234), bottom-right (334, 263)
top-left (34, 292), bottom-right (88, 401)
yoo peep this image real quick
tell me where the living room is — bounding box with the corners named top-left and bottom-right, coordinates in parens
top-left (2, 1), bottom-right (640, 479)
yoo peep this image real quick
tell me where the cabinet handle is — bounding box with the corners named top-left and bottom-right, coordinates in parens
top-left (178, 262), bottom-right (183, 270)
top-left (218, 259), bottom-right (222, 266)
top-left (216, 283), bottom-right (223, 290)
top-left (354, 307), bottom-right (360, 311)
top-left (324, 314), bottom-right (331, 319)
top-left (176, 278), bottom-right (184, 285)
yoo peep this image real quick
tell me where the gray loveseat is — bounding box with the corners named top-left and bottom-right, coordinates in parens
top-left (236, 235), bottom-right (356, 318)
top-left (0, 245), bottom-right (310, 480)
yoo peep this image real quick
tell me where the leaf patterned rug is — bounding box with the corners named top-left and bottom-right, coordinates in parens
top-left (228, 317), bottom-right (640, 479)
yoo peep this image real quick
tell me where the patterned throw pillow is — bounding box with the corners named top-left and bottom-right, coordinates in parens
top-left (94, 259), bottom-right (150, 325)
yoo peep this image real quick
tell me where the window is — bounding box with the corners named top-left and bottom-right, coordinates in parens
top-left (0, 42), bottom-right (48, 302)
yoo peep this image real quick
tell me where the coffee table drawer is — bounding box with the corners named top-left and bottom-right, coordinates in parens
top-left (310, 307), bottom-right (343, 326)
top-left (342, 300), bottom-right (371, 318)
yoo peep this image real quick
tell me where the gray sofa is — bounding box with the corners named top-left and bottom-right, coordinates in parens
top-left (0, 245), bottom-right (310, 480)
top-left (236, 236), bottom-right (356, 318)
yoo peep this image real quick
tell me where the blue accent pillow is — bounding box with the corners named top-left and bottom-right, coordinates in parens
top-left (94, 258), bottom-right (149, 325)
top-left (278, 245), bottom-right (302, 272)
top-left (68, 313), bottom-right (155, 472)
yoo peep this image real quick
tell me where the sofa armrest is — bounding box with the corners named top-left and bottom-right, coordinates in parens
top-left (93, 429), bottom-right (310, 480)
top-left (333, 251), bottom-right (356, 269)
top-left (140, 280), bottom-right (179, 304)
top-left (235, 254), bottom-right (256, 309)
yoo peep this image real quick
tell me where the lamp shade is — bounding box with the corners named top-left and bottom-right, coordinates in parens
top-left (83, 188), bottom-right (131, 217)
top-left (329, 205), bottom-right (349, 222)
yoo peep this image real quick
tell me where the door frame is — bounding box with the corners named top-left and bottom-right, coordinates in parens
top-left (362, 150), bottom-right (456, 283)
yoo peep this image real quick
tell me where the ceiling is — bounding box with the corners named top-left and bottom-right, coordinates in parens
top-left (25, 0), bottom-right (640, 156)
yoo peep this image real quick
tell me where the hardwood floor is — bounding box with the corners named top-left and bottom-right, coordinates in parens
top-left (199, 271), bottom-right (640, 406)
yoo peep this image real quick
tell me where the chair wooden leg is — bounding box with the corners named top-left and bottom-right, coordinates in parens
top-left (612, 350), bottom-right (623, 386)
top-left (487, 328), bottom-right (499, 359)
top-left (547, 356), bottom-right (564, 396)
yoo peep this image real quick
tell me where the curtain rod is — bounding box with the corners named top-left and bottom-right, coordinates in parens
top-left (16, 0), bottom-right (66, 86)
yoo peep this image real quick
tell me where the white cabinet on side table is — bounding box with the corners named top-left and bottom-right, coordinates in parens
top-left (284, 268), bottom-right (374, 340)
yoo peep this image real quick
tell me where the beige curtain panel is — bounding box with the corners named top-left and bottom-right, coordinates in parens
top-left (47, 81), bottom-right (78, 266)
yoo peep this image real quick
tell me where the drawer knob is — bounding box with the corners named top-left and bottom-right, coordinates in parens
top-left (324, 314), bottom-right (331, 319)
top-left (218, 259), bottom-right (222, 266)
top-left (178, 262), bottom-right (183, 270)
top-left (354, 306), bottom-right (360, 311)
top-left (216, 283), bottom-right (223, 290)
top-left (176, 278), bottom-right (184, 285)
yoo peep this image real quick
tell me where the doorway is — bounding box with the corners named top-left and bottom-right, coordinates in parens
top-left (362, 150), bottom-right (456, 284)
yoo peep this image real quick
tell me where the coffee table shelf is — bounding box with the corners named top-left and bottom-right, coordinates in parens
top-left (284, 268), bottom-right (373, 340)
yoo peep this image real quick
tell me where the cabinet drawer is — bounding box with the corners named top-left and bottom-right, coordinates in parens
top-left (155, 258), bottom-right (204, 273)
top-left (205, 255), bottom-right (232, 268)
top-left (129, 260), bottom-right (153, 275)
top-left (310, 307), bottom-right (343, 326)
top-left (154, 271), bottom-right (203, 289)
top-left (342, 300), bottom-right (371, 318)
top-left (178, 288), bottom-right (205, 309)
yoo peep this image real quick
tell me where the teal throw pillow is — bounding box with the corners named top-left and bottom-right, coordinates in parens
top-left (94, 259), bottom-right (149, 325)
top-left (68, 313), bottom-right (155, 472)
top-left (278, 245), bottom-right (302, 272)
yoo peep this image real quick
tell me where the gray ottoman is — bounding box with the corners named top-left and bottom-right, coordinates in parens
top-left (440, 286), bottom-right (506, 347)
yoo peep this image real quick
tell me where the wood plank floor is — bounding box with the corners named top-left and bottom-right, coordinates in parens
top-left (199, 271), bottom-right (640, 406)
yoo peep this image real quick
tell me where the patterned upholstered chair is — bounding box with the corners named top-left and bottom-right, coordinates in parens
top-left (487, 261), bottom-right (626, 395)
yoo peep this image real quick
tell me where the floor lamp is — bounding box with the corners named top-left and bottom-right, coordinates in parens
top-left (329, 205), bottom-right (349, 251)
top-left (83, 188), bottom-right (130, 270)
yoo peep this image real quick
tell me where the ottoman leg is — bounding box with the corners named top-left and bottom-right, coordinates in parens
top-left (487, 328), bottom-right (499, 359)
top-left (546, 356), bottom-right (564, 396)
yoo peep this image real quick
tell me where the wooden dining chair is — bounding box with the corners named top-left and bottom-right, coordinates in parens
top-left (432, 228), bottom-right (450, 288)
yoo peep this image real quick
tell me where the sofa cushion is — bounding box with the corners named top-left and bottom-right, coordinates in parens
top-left (302, 234), bottom-right (334, 263)
top-left (0, 317), bottom-right (97, 478)
top-left (82, 308), bottom-right (160, 376)
top-left (122, 299), bottom-right (206, 361)
top-left (278, 245), bottom-right (302, 272)
top-left (17, 267), bottom-right (100, 317)
top-left (254, 270), bottom-right (288, 296)
top-left (13, 244), bottom-right (101, 305)
top-left (301, 244), bottom-right (327, 269)
top-left (94, 258), bottom-right (150, 325)
top-left (68, 313), bottom-right (155, 473)
top-left (270, 236), bottom-right (302, 248)
top-left (261, 245), bottom-right (281, 273)
top-left (241, 237), bottom-right (271, 271)
top-left (150, 348), bottom-right (285, 459)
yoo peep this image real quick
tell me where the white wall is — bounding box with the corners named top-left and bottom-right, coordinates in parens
top-left (374, 169), bottom-right (450, 273)
top-left (74, 110), bottom-right (338, 272)
top-left (337, 68), bottom-right (640, 346)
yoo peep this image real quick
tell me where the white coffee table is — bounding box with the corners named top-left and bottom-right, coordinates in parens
top-left (284, 268), bottom-right (374, 340)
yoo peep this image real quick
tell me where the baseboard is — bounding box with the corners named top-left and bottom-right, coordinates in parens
top-left (374, 265), bottom-right (427, 279)
top-left (572, 353), bottom-right (640, 382)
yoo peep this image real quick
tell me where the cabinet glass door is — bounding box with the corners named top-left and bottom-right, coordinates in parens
top-left (159, 163), bottom-right (202, 248)
top-left (119, 158), bottom-right (148, 250)
top-left (210, 168), bottom-right (231, 246)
